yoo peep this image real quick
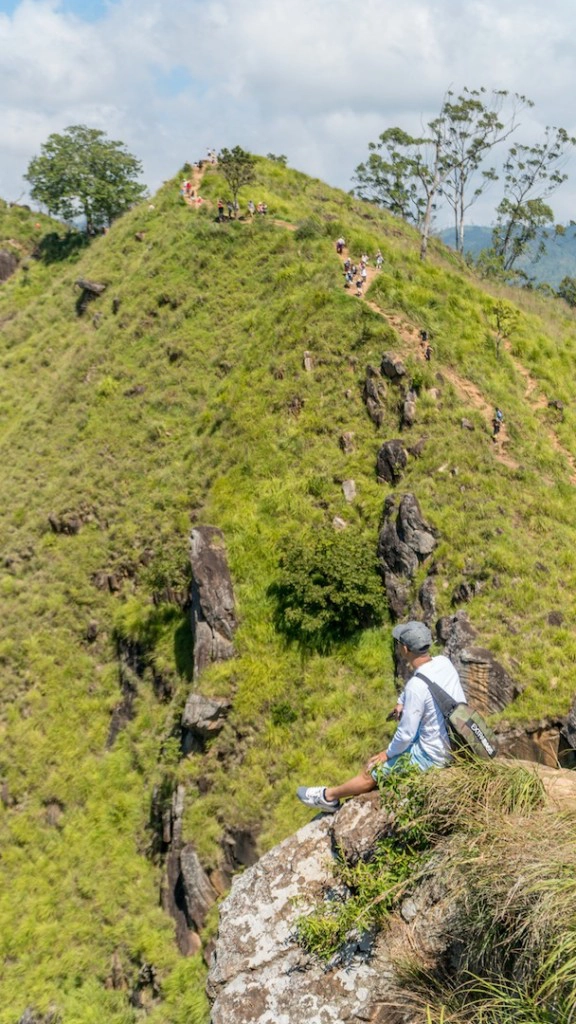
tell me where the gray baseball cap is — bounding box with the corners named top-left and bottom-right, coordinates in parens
top-left (392, 620), bottom-right (432, 652)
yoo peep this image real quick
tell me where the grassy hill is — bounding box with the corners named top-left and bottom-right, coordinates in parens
top-left (1, 157), bottom-right (576, 1022)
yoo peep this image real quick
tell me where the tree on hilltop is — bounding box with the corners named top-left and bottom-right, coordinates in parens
top-left (488, 127), bottom-right (576, 272)
top-left (218, 146), bottom-right (257, 215)
top-left (25, 125), bottom-right (147, 234)
top-left (353, 88), bottom-right (528, 261)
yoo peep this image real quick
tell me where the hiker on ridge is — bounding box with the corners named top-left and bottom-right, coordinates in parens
top-left (297, 621), bottom-right (465, 813)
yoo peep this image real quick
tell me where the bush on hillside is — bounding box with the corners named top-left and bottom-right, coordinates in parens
top-left (270, 530), bottom-right (386, 650)
top-left (294, 216), bottom-right (324, 240)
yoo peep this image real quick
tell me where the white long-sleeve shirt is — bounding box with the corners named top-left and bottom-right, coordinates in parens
top-left (386, 655), bottom-right (466, 765)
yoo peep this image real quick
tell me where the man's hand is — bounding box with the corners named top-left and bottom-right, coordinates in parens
top-left (365, 751), bottom-right (388, 772)
top-left (386, 703), bottom-right (403, 722)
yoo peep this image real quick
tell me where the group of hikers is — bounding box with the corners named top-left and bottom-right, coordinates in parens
top-left (338, 241), bottom-right (384, 297)
top-left (216, 198), bottom-right (268, 221)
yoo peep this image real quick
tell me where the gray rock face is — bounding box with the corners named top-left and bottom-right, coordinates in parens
top-left (437, 611), bottom-right (522, 714)
top-left (207, 804), bottom-right (447, 1024)
top-left (182, 693), bottom-right (231, 743)
top-left (378, 494), bottom-right (437, 620)
top-left (180, 844), bottom-right (217, 931)
top-left (0, 250), bottom-right (18, 283)
top-left (331, 792), bottom-right (394, 865)
top-left (376, 439), bottom-right (407, 485)
top-left (402, 389), bottom-right (417, 429)
top-left (363, 365), bottom-right (386, 427)
top-left (342, 479), bottom-right (356, 502)
top-left (189, 527), bottom-right (237, 680)
top-left (418, 576), bottom-right (436, 624)
top-left (381, 352), bottom-right (406, 383)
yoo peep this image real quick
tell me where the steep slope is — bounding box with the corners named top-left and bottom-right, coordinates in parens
top-left (0, 158), bottom-right (576, 1021)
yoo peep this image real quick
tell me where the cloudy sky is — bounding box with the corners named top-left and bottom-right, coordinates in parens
top-left (1, 0), bottom-right (576, 227)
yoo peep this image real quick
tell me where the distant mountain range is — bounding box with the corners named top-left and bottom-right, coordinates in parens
top-left (436, 224), bottom-right (576, 288)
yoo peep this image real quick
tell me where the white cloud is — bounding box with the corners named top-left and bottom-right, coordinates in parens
top-left (1, 0), bottom-right (576, 223)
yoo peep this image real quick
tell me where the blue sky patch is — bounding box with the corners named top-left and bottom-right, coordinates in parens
top-left (0, 0), bottom-right (111, 21)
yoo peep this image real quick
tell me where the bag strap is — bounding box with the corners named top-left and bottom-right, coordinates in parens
top-left (414, 670), bottom-right (464, 718)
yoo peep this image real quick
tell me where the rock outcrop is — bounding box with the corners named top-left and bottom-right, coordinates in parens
top-left (378, 494), bottom-right (437, 618)
top-left (381, 352), bottom-right (406, 383)
top-left (182, 693), bottom-right (231, 753)
top-left (363, 365), bottom-right (386, 427)
top-left (207, 768), bottom-right (576, 1024)
top-left (376, 439), bottom-right (407, 485)
top-left (0, 250), bottom-right (18, 283)
top-left (437, 611), bottom-right (522, 714)
top-left (189, 527), bottom-right (237, 680)
top-left (207, 809), bottom-right (427, 1024)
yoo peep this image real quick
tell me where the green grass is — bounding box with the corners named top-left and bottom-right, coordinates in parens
top-left (0, 156), bottom-right (576, 1018)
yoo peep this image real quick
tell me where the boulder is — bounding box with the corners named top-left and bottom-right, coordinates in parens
top-left (460, 418), bottom-right (475, 431)
top-left (189, 527), bottom-right (237, 680)
top-left (75, 277), bottom-right (106, 295)
top-left (381, 352), bottom-right (406, 383)
top-left (378, 495), bottom-right (438, 620)
top-left (437, 611), bottom-right (522, 714)
top-left (342, 479), bottom-right (356, 502)
top-left (207, 806), bottom-right (447, 1024)
top-left (0, 249), bottom-right (18, 283)
top-left (407, 435), bottom-right (428, 458)
top-left (182, 693), bottom-right (231, 752)
top-left (331, 792), bottom-right (394, 865)
top-left (339, 431), bottom-right (355, 453)
top-left (363, 366), bottom-right (386, 427)
top-left (401, 389), bottom-right (417, 429)
top-left (180, 844), bottom-right (218, 931)
top-left (418, 576), bottom-right (436, 624)
top-left (376, 439), bottom-right (407, 485)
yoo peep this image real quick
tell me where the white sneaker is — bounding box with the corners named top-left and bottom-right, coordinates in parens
top-left (296, 786), bottom-right (340, 813)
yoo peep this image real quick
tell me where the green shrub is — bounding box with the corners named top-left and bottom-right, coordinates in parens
top-left (270, 530), bottom-right (387, 650)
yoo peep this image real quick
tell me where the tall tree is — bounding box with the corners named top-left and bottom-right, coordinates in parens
top-left (353, 88), bottom-right (528, 260)
top-left (440, 88), bottom-right (527, 253)
top-left (218, 146), bottom-right (257, 215)
top-left (490, 127), bottom-right (576, 271)
top-left (25, 125), bottom-right (147, 233)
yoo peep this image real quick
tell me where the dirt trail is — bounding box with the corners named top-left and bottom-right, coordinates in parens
top-left (338, 249), bottom-right (519, 469)
top-left (338, 247), bottom-right (576, 482)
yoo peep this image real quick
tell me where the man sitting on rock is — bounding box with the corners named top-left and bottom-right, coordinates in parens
top-left (297, 621), bottom-right (465, 813)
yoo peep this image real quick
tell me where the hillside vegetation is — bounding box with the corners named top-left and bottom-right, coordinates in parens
top-left (1, 157), bottom-right (576, 1022)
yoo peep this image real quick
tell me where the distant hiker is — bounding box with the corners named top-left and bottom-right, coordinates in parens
top-left (355, 278), bottom-right (363, 296)
top-left (375, 249), bottom-right (383, 269)
top-left (248, 199), bottom-right (255, 217)
top-left (343, 258), bottom-right (351, 273)
top-left (361, 266), bottom-right (367, 284)
top-left (262, 202), bottom-right (268, 215)
top-left (297, 621), bottom-right (466, 813)
top-left (336, 236), bottom-right (345, 254)
top-left (492, 408), bottom-right (504, 441)
top-left (425, 343), bottom-right (432, 361)
top-left (420, 330), bottom-right (428, 345)
top-left (361, 253), bottom-right (369, 268)
top-left (217, 198), bottom-right (225, 222)
top-left (351, 263), bottom-right (358, 277)
top-left (227, 201), bottom-right (234, 220)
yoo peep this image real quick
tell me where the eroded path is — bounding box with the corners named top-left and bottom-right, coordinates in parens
top-left (338, 248), bottom-right (576, 482)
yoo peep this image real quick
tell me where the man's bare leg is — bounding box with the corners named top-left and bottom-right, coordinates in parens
top-left (325, 772), bottom-right (378, 802)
